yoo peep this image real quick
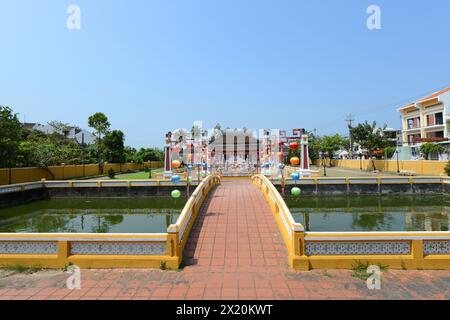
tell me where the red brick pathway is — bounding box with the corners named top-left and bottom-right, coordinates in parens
top-left (0, 180), bottom-right (449, 300)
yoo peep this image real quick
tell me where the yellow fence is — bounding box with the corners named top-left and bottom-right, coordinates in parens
top-left (0, 233), bottom-right (174, 269)
top-left (0, 175), bottom-right (220, 269)
top-left (0, 162), bottom-right (164, 186)
top-left (167, 175), bottom-right (221, 265)
top-left (327, 159), bottom-right (447, 176)
top-left (252, 174), bottom-right (305, 268)
top-left (253, 174), bottom-right (450, 270)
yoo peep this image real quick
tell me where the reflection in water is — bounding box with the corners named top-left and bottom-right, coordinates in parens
top-left (286, 195), bottom-right (450, 232)
top-left (0, 198), bottom-right (183, 233)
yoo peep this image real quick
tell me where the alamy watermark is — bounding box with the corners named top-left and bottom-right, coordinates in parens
top-left (66, 5), bottom-right (81, 30)
top-left (367, 5), bottom-right (382, 30)
top-left (66, 265), bottom-right (81, 290)
top-left (366, 265), bottom-right (382, 290)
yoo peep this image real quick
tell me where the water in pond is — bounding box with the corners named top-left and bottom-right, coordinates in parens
top-left (285, 195), bottom-right (450, 232)
top-left (0, 198), bottom-right (184, 233)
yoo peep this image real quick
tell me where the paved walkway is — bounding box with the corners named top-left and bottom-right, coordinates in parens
top-left (0, 180), bottom-right (449, 300)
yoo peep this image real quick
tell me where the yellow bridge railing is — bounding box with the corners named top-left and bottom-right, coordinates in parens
top-left (252, 174), bottom-right (450, 270)
top-left (0, 176), bottom-right (220, 270)
top-left (252, 174), bottom-right (305, 268)
top-left (167, 175), bottom-right (221, 265)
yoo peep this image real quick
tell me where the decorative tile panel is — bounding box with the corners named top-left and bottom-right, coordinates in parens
top-left (305, 241), bottom-right (410, 256)
top-left (70, 242), bottom-right (166, 255)
top-left (0, 241), bottom-right (58, 254)
top-left (423, 241), bottom-right (450, 255)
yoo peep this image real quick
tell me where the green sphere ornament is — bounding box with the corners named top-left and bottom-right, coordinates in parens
top-left (171, 189), bottom-right (181, 199)
top-left (291, 187), bottom-right (301, 197)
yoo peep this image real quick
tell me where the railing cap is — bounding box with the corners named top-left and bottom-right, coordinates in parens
top-left (167, 224), bottom-right (178, 234)
top-left (293, 223), bottom-right (305, 232)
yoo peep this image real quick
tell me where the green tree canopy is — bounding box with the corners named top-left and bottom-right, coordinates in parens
top-left (133, 148), bottom-right (164, 163)
top-left (19, 129), bottom-right (85, 168)
top-left (318, 134), bottom-right (346, 158)
top-left (0, 106), bottom-right (23, 167)
top-left (88, 112), bottom-right (110, 138)
top-left (102, 130), bottom-right (125, 163)
top-left (350, 121), bottom-right (388, 154)
top-left (420, 143), bottom-right (445, 160)
top-left (88, 112), bottom-right (111, 164)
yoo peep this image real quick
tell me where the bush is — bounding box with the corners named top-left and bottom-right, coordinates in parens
top-left (420, 143), bottom-right (445, 160)
top-left (445, 161), bottom-right (450, 176)
top-left (108, 168), bottom-right (115, 179)
top-left (384, 146), bottom-right (396, 159)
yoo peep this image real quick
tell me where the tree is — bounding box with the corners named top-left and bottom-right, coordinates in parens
top-left (19, 129), bottom-right (84, 172)
top-left (102, 130), bottom-right (125, 163)
top-left (133, 148), bottom-right (164, 163)
top-left (88, 112), bottom-right (110, 164)
top-left (306, 130), bottom-right (320, 162)
top-left (124, 146), bottom-right (137, 163)
top-left (420, 143), bottom-right (445, 160)
top-left (0, 106), bottom-right (23, 168)
top-left (318, 134), bottom-right (346, 166)
top-left (383, 146), bottom-right (396, 159)
top-left (350, 121), bottom-right (388, 170)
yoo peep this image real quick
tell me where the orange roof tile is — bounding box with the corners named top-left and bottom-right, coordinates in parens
top-left (398, 86), bottom-right (450, 110)
top-left (417, 86), bottom-right (450, 103)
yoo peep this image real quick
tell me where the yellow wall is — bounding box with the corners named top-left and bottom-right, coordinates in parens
top-left (0, 162), bottom-right (164, 185)
top-left (322, 159), bottom-right (447, 176)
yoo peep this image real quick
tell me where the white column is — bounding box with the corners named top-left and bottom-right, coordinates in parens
top-left (164, 145), bottom-right (172, 178)
top-left (300, 134), bottom-right (311, 177)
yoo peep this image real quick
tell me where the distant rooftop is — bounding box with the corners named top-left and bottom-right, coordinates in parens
top-left (398, 85), bottom-right (450, 111)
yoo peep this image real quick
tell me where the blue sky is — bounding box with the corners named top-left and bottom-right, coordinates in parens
top-left (1, 0), bottom-right (449, 148)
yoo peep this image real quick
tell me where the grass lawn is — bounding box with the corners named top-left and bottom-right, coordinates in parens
top-left (97, 168), bottom-right (164, 180)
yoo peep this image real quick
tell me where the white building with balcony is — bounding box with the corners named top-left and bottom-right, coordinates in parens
top-left (397, 86), bottom-right (450, 160)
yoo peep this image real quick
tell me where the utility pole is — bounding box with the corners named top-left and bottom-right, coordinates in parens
top-left (81, 133), bottom-right (85, 177)
top-left (345, 114), bottom-right (355, 158)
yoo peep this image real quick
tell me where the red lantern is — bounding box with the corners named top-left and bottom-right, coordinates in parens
top-left (290, 157), bottom-right (300, 166)
top-left (289, 142), bottom-right (299, 151)
top-left (172, 160), bottom-right (181, 169)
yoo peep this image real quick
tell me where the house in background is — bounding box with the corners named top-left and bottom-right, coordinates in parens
top-left (23, 122), bottom-right (97, 145)
top-left (397, 86), bottom-right (450, 160)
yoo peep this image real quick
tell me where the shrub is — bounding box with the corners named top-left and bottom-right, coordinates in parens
top-left (108, 168), bottom-right (115, 179)
top-left (420, 143), bottom-right (445, 160)
top-left (384, 146), bottom-right (396, 159)
top-left (445, 161), bottom-right (450, 176)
